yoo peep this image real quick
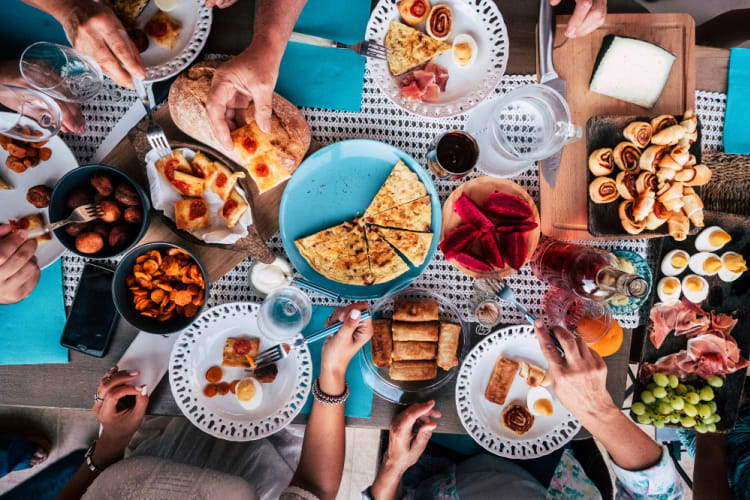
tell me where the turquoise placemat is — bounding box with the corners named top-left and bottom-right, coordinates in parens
top-left (300, 305), bottom-right (373, 418)
top-left (723, 48), bottom-right (750, 154)
top-left (0, 260), bottom-right (68, 365)
top-left (276, 0), bottom-right (369, 112)
top-left (0, 1), bottom-right (69, 59)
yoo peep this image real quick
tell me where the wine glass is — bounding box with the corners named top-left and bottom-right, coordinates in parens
top-left (0, 84), bottom-right (62, 141)
top-left (257, 286), bottom-right (312, 342)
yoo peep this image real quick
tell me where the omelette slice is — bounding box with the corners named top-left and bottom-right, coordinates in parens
top-left (296, 222), bottom-right (373, 285)
top-left (366, 228), bottom-right (409, 284)
top-left (364, 160), bottom-right (427, 218)
top-left (371, 226), bottom-right (432, 267)
top-left (364, 195), bottom-right (431, 232)
top-left (385, 21), bottom-right (451, 76)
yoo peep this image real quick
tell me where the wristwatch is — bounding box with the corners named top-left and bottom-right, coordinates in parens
top-left (85, 441), bottom-right (105, 474)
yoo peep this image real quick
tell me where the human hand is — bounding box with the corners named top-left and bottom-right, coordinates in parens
top-left (384, 401), bottom-right (441, 473)
top-left (533, 319), bottom-right (616, 424)
top-left (319, 302), bottom-right (373, 394)
top-left (0, 225), bottom-right (40, 305)
top-left (54, 0), bottom-right (145, 88)
top-left (550, 0), bottom-right (607, 38)
top-left (205, 0), bottom-right (240, 7)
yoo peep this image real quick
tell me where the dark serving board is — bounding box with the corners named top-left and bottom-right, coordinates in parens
top-left (632, 211), bottom-right (750, 431)
top-left (586, 114), bottom-right (702, 238)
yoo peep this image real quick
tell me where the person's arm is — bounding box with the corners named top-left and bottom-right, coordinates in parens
top-left (550, 0), bottom-right (607, 38)
top-left (694, 433), bottom-right (732, 500)
top-left (0, 224), bottom-right (40, 304)
top-left (55, 367), bottom-right (148, 500)
top-left (206, 0), bottom-right (307, 149)
top-left (288, 302), bottom-right (373, 500)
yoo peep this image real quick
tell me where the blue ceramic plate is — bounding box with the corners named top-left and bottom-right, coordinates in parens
top-left (610, 249), bottom-right (653, 316)
top-left (279, 139), bottom-right (441, 300)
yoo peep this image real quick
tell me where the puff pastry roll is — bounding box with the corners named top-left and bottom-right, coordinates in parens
top-left (656, 167), bottom-right (676, 181)
top-left (392, 341), bottom-right (437, 361)
top-left (640, 145), bottom-right (668, 172)
top-left (669, 144), bottom-right (690, 166)
top-left (651, 115), bottom-right (678, 134)
top-left (392, 321), bottom-right (439, 342)
top-left (657, 182), bottom-right (685, 212)
top-left (623, 121), bottom-right (653, 149)
top-left (437, 322), bottom-right (460, 370)
top-left (613, 142), bottom-right (641, 173)
top-left (680, 109), bottom-right (697, 133)
top-left (635, 172), bottom-right (657, 194)
top-left (682, 186), bottom-right (704, 227)
top-left (619, 200), bottom-right (646, 235)
top-left (668, 209), bottom-right (689, 241)
top-left (615, 172), bottom-right (638, 200)
top-left (485, 357), bottom-right (518, 405)
top-left (645, 201), bottom-right (670, 230)
top-left (370, 320), bottom-right (393, 368)
top-left (633, 191), bottom-right (655, 222)
top-left (651, 125), bottom-right (686, 146)
top-left (389, 360), bottom-right (437, 381)
top-left (589, 177), bottom-right (619, 204)
top-left (588, 148), bottom-right (614, 176)
top-left (393, 298), bottom-right (439, 322)
top-left (678, 164), bottom-right (711, 186)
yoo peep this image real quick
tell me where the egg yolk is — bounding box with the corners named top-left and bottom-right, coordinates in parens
top-left (709, 230), bottom-right (731, 247)
top-left (236, 380), bottom-right (256, 402)
top-left (533, 399), bottom-right (554, 416)
top-left (671, 253), bottom-right (688, 268)
top-left (685, 276), bottom-right (704, 292)
top-left (725, 254), bottom-right (747, 273)
top-left (663, 278), bottom-right (680, 294)
top-left (703, 256), bottom-right (722, 273)
top-left (454, 42), bottom-right (472, 66)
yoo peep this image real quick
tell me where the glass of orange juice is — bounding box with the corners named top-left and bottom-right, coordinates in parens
top-left (542, 287), bottom-right (613, 344)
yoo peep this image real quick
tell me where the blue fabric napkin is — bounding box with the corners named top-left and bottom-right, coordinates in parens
top-left (723, 48), bottom-right (750, 154)
top-left (300, 306), bottom-right (373, 418)
top-left (0, 260), bottom-right (68, 365)
top-left (275, 0), bottom-right (370, 112)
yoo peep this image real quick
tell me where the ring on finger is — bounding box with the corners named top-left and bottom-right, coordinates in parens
top-left (94, 392), bottom-right (104, 403)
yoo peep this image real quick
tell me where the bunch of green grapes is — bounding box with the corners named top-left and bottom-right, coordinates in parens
top-left (631, 372), bottom-right (724, 433)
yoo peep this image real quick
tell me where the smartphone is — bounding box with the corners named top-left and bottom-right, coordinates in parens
top-left (60, 263), bottom-right (119, 357)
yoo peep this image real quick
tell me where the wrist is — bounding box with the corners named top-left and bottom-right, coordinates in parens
top-left (319, 366), bottom-right (346, 395)
top-left (91, 438), bottom-right (126, 468)
top-left (575, 395), bottom-right (619, 427)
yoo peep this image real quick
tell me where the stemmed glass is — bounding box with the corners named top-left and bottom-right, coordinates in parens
top-left (0, 84), bottom-right (62, 141)
top-left (257, 286), bottom-right (312, 342)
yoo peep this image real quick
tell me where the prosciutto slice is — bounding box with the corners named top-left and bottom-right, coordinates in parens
top-left (648, 298), bottom-right (711, 349)
top-left (398, 60), bottom-right (450, 102)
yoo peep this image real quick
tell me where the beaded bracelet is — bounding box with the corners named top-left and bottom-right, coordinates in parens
top-left (312, 377), bottom-right (349, 405)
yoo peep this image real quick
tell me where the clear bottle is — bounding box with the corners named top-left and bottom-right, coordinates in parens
top-left (530, 238), bottom-right (648, 301)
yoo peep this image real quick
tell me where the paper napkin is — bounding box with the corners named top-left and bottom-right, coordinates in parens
top-left (723, 48), bottom-right (750, 154)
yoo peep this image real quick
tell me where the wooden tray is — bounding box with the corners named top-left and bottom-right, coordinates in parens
top-left (632, 211), bottom-right (750, 432)
top-left (586, 114), bottom-right (702, 237)
top-left (538, 13), bottom-right (695, 240)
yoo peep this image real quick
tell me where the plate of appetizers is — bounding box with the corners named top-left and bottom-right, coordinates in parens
top-left (366, 0), bottom-right (508, 117)
top-left (359, 289), bottom-right (468, 404)
top-left (0, 132), bottom-right (78, 269)
top-left (169, 302), bottom-right (313, 441)
top-left (456, 325), bottom-right (580, 459)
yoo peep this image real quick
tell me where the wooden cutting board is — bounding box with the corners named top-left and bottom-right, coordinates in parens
top-left (539, 13), bottom-right (695, 240)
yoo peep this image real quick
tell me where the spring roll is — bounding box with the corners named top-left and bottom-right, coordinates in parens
top-left (389, 360), bottom-right (437, 381)
top-left (437, 322), bottom-right (460, 370)
top-left (370, 320), bottom-right (393, 368)
top-left (484, 357), bottom-right (519, 405)
top-left (392, 341), bottom-right (437, 361)
top-left (393, 298), bottom-right (440, 322)
top-left (392, 321), bottom-right (439, 342)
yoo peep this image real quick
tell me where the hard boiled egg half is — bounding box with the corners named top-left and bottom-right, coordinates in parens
top-left (719, 252), bottom-right (747, 282)
top-left (661, 249), bottom-right (689, 276)
top-left (682, 274), bottom-right (709, 303)
top-left (527, 386), bottom-right (554, 417)
top-left (235, 377), bottom-right (263, 410)
top-left (688, 252), bottom-right (722, 277)
top-left (452, 34), bottom-right (478, 68)
top-left (695, 226), bottom-right (732, 252)
top-left (657, 276), bottom-right (682, 303)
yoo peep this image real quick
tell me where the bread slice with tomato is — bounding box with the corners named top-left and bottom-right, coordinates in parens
top-left (144, 10), bottom-right (182, 50)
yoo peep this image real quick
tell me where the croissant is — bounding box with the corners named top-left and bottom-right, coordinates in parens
top-left (682, 191), bottom-right (704, 227)
top-left (589, 176), bottom-right (619, 204)
top-left (674, 167), bottom-right (695, 183)
top-left (684, 129), bottom-right (698, 144)
top-left (668, 209), bottom-right (689, 241)
top-left (670, 144), bottom-right (690, 166)
top-left (656, 167), bottom-right (676, 181)
top-left (658, 181), bottom-right (685, 212)
top-left (645, 201), bottom-right (670, 230)
top-left (685, 154), bottom-right (697, 167)
top-left (680, 109), bottom-right (697, 133)
top-left (651, 115), bottom-right (678, 134)
top-left (635, 171), bottom-right (657, 194)
top-left (686, 164), bottom-right (711, 186)
top-left (623, 121), bottom-right (653, 149)
top-left (588, 148), bottom-right (614, 176)
top-left (613, 142), bottom-right (641, 173)
top-left (633, 190), bottom-right (655, 222)
top-left (652, 125), bottom-right (687, 146)
top-left (658, 154), bottom-right (682, 170)
top-left (619, 200), bottom-right (646, 235)
top-left (615, 171), bottom-right (638, 201)
top-left (640, 145), bottom-right (668, 172)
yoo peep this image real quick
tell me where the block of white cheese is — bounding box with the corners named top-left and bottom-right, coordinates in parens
top-left (589, 35), bottom-right (676, 109)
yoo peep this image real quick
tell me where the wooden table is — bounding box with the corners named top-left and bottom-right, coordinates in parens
top-left (0, 0), bottom-right (726, 435)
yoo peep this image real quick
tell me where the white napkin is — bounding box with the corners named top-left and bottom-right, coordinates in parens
top-left (145, 147), bottom-right (253, 244)
top-left (117, 331), bottom-right (180, 396)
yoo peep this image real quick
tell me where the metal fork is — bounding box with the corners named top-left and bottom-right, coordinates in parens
top-left (27, 203), bottom-right (103, 239)
top-left (289, 32), bottom-right (387, 60)
top-left (132, 77), bottom-right (172, 158)
top-left (252, 310), bottom-right (372, 370)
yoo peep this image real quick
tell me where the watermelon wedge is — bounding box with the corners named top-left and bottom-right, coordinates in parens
top-left (439, 224), bottom-right (480, 260)
top-left (493, 221), bottom-right (538, 233)
top-left (480, 232), bottom-right (505, 269)
top-left (454, 252), bottom-right (493, 273)
top-left (484, 191), bottom-right (533, 219)
top-left (499, 231), bottom-right (527, 270)
top-left (454, 193), bottom-right (494, 233)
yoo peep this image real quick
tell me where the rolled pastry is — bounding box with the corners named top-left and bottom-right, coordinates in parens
top-left (656, 167), bottom-right (676, 181)
top-left (658, 182), bottom-right (685, 212)
top-left (389, 360), bottom-right (437, 381)
top-left (392, 341), bottom-right (437, 361)
top-left (393, 298), bottom-right (439, 322)
top-left (680, 109), bottom-right (697, 133)
top-left (615, 172), bottom-right (638, 200)
top-left (623, 121), bottom-right (653, 149)
top-left (668, 210), bottom-right (689, 241)
top-left (392, 321), bottom-right (439, 342)
top-left (589, 176), bottom-right (619, 204)
top-left (370, 320), bottom-right (393, 368)
top-left (651, 115), bottom-right (678, 134)
top-left (645, 201), bottom-right (669, 230)
top-left (652, 125), bottom-right (687, 146)
top-left (485, 357), bottom-right (518, 405)
top-left (684, 129), bottom-right (698, 144)
top-left (397, 0), bottom-right (431, 26)
top-left (425, 5), bottom-right (452, 41)
top-left (619, 200), bottom-right (647, 235)
top-left (437, 322), bottom-right (460, 370)
top-left (682, 190), bottom-right (704, 227)
top-left (686, 164), bottom-right (711, 186)
top-left (635, 171), bottom-right (657, 194)
top-left (670, 144), bottom-right (690, 166)
top-left (685, 154), bottom-right (697, 167)
top-left (518, 360), bottom-right (551, 387)
top-left (633, 190), bottom-right (655, 222)
top-left (674, 167), bottom-right (695, 183)
top-left (640, 145), bottom-right (668, 172)
top-left (588, 148), bottom-right (614, 176)
top-left (658, 154), bottom-right (682, 170)
top-left (613, 142), bottom-right (641, 173)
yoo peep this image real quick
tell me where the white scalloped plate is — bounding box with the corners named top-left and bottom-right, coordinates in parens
top-left (366, 0), bottom-right (509, 118)
top-left (136, 0), bottom-right (212, 82)
top-left (169, 302), bottom-right (313, 441)
top-left (455, 325), bottom-right (581, 459)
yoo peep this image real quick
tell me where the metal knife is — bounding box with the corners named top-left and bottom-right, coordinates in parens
top-left (538, 0), bottom-right (566, 188)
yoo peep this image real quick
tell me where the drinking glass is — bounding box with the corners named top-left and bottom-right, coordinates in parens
top-left (426, 130), bottom-right (479, 180)
top-left (257, 286), bottom-right (312, 342)
top-left (20, 42), bottom-right (106, 103)
top-left (469, 280), bottom-right (502, 330)
top-left (542, 286), bottom-right (612, 344)
top-left (0, 84), bottom-right (62, 141)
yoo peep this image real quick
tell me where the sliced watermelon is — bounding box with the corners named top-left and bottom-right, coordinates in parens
top-left (480, 232), bottom-right (505, 269)
top-left (484, 191), bottom-right (533, 219)
top-left (439, 224), bottom-right (480, 260)
top-left (493, 221), bottom-right (538, 233)
top-left (455, 252), bottom-right (493, 273)
top-left (499, 231), bottom-right (527, 270)
top-left (454, 193), bottom-right (494, 233)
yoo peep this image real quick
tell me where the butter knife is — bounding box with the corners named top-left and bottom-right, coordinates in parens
top-left (538, 0), bottom-right (566, 188)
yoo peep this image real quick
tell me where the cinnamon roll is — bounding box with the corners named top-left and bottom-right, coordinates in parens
top-left (651, 115), bottom-right (678, 134)
top-left (615, 171), bottom-right (638, 200)
top-left (670, 144), bottom-right (690, 166)
top-left (502, 404), bottom-right (534, 435)
top-left (652, 125), bottom-right (687, 146)
top-left (668, 210), bottom-right (689, 241)
top-left (613, 142), bottom-right (641, 173)
top-left (588, 148), bottom-right (614, 176)
top-left (619, 200), bottom-right (646, 235)
top-left (589, 176), bottom-right (619, 204)
top-left (633, 191), bottom-right (655, 222)
top-left (645, 201), bottom-right (670, 230)
top-left (640, 145), bottom-right (668, 172)
top-left (680, 109), bottom-right (697, 134)
top-left (636, 171), bottom-right (657, 194)
top-left (426, 5), bottom-right (452, 41)
top-left (623, 121), bottom-right (653, 149)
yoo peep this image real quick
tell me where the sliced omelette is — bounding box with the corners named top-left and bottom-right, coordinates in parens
top-left (366, 229), bottom-right (409, 284)
top-left (385, 21), bottom-right (451, 76)
top-left (364, 160), bottom-right (427, 218)
top-left (371, 226), bottom-right (432, 267)
top-left (364, 195), bottom-right (431, 232)
top-left (296, 222), bottom-right (373, 285)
